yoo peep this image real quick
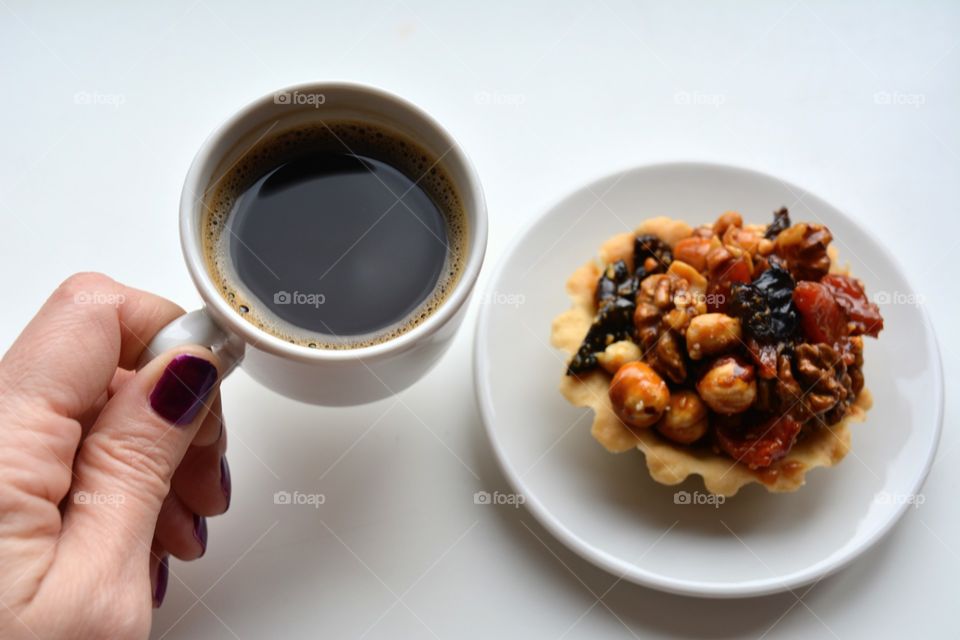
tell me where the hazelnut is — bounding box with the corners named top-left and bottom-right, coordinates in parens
top-left (697, 356), bottom-right (756, 415)
top-left (722, 225), bottom-right (761, 254)
top-left (609, 362), bottom-right (670, 429)
top-left (685, 313), bottom-right (742, 360)
top-left (713, 211), bottom-right (743, 237)
top-left (673, 237), bottom-right (712, 272)
top-left (596, 340), bottom-right (642, 375)
top-left (656, 391), bottom-right (708, 444)
top-left (692, 225), bottom-right (715, 239)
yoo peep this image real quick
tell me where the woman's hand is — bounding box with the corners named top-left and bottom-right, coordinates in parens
top-left (0, 273), bottom-right (231, 640)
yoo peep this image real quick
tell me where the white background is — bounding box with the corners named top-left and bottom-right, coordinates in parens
top-left (1, 1), bottom-right (957, 638)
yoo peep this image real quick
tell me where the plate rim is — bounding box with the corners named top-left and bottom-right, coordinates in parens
top-left (473, 160), bottom-right (945, 598)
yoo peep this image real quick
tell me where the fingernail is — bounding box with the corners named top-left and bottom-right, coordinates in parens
top-left (150, 354), bottom-right (218, 425)
top-left (193, 514), bottom-right (208, 557)
top-left (153, 556), bottom-right (169, 608)
top-left (220, 456), bottom-right (231, 510)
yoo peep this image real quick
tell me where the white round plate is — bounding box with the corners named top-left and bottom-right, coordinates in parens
top-left (474, 162), bottom-right (943, 598)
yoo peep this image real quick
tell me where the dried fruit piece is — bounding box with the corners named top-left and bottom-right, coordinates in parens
top-left (821, 274), bottom-right (884, 337)
top-left (728, 265), bottom-right (799, 344)
top-left (570, 260), bottom-right (637, 375)
top-left (595, 260), bottom-right (632, 305)
top-left (764, 207), bottom-right (791, 240)
top-left (633, 234), bottom-right (673, 280)
top-left (567, 296), bottom-right (635, 374)
top-left (793, 281), bottom-right (847, 344)
top-left (715, 413), bottom-right (803, 469)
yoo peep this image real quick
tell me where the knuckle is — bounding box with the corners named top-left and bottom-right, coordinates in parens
top-left (83, 426), bottom-right (175, 499)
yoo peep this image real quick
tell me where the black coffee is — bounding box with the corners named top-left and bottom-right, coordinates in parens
top-left (202, 122), bottom-right (466, 348)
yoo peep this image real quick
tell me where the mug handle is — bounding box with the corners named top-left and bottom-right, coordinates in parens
top-left (137, 308), bottom-right (245, 372)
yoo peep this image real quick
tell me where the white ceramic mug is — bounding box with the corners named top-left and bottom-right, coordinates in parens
top-left (142, 82), bottom-right (487, 405)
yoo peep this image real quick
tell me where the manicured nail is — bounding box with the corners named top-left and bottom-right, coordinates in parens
top-left (193, 514), bottom-right (208, 557)
top-left (220, 456), bottom-right (231, 510)
top-left (149, 354), bottom-right (218, 425)
top-left (153, 556), bottom-right (169, 608)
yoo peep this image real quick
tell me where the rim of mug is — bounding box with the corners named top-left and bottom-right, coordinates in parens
top-left (179, 81), bottom-right (488, 364)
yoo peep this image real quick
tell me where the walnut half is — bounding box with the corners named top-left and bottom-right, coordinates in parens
top-left (777, 343), bottom-right (853, 424)
top-left (773, 223), bottom-right (833, 281)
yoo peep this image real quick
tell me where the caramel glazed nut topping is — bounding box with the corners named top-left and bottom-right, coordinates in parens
top-left (563, 207), bottom-right (883, 474)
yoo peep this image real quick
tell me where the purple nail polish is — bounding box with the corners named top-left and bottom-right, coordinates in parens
top-left (193, 514), bottom-right (208, 557)
top-left (220, 456), bottom-right (231, 510)
top-left (153, 556), bottom-right (169, 608)
top-left (149, 355), bottom-right (218, 425)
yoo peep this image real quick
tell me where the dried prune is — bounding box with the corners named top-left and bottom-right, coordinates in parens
top-left (633, 234), bottom-right (672, 280)
top-left (566, 348), bottom-right (597, 375)
top-left (569, 235), bottom-right (671, 375)
top-left (821, 274), bottom-right (884, 337)
top-left (567, 297), bottom-right (636, 374)
top-left (569, 260), bottom-right (638, 375)
top-left (764, 207), bottom-right (791, 240)
top-left (595, 260), bottom-right (632, 305)
top-left (715, 413), bottom-right (803, 469)
top-left (793, 281), bottom-right (847, 344)
top-left (728, 265), bottom-right (799, 344)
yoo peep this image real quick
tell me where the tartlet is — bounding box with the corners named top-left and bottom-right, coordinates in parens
top-left (551, 210), bottom-right (882, 497)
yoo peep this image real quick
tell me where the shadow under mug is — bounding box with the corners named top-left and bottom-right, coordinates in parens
top-left (141, 82), bottom-right (488, 405)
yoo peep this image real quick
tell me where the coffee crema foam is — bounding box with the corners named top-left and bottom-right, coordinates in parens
top-left (201, 120), bottom-right (467, 349)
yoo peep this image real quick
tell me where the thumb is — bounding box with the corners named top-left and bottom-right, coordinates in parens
top-left (61, 346), bottom-right (221, 561)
